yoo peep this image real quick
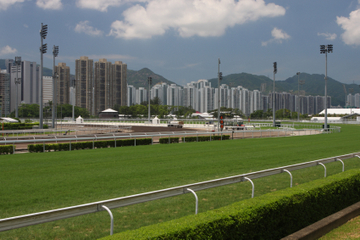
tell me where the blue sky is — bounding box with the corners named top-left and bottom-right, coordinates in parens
top-left (1, 0), bottom-right (360, 86)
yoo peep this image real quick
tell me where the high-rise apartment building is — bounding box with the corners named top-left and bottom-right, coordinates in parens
top-left (75, 56), bottom-right (93, 114)
top-left (55, 63), bottom-right (70, 105)
top-left (111, 61), bottom-right (127, 107)
top-left (94, 59), bottom-right (112, 113)
top-left (0, 70), bottom-right (10, 117)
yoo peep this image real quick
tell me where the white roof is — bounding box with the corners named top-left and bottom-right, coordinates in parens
top-left (101, 108), bottom-right (118, 113)
top-left (311, 117), bottom-right (342, 121)
top-left (0, 117), bottom-right (19, 123)
top-left (318, 108), bottom-right (360, 115)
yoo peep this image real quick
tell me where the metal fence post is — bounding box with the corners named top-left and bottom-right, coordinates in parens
top-left (101, 205), bottom-right (113, 235)
top-left (282, 169), bottom-right (293, 188)
top-left (186, 188), bottom-right (198, 215)
top-left (318, 162), bottom-right (327, 177)
top-left (336, 158), bottom-right (345, 172)
top-left (244, 177), bottom-right (254, 198)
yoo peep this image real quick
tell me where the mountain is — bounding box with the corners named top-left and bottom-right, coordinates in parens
top-left (127, 68), bottom-right (178, 88)
top-left (209, 72), bottom-right (359, 106)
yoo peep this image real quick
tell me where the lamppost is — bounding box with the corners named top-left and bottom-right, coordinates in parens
top-left (72, 79), bottom-right (76, 122)
top-left (217, 58), bottom-right (222, 132)
top-left (320, 44), bottom-right (333, 130)
top-left (296, 72), bottom-right (300, 122)
top-left (39, 23), bottom-right (48, 129)
top-left (148, 76), bottom-right (152, 123)
top-left (14, 56), bottom-right (21, 118)
top-left (272, 62), bottom-right (277, 127)
top-left (52, 45), bottom-right (59, 128)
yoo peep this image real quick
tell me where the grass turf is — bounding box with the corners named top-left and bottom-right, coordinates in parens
top-left (0, 123), bottom-right (359, 239)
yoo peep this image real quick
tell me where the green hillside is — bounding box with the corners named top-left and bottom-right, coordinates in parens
top-left (127, 68), bottom-right (178, 88)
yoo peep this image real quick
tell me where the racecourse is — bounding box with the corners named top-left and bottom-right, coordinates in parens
top-left (0, 123), bottom-right (359, 239)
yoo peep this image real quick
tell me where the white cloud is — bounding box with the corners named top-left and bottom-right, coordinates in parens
top-left (337, 9), bottom-right (360, 46)
top-left (0, 0), bottom-right (25, 10)
top-left (262, 27), bottom-right (290, 46)
top-left (317, 32), bottom-right (337, 40)
top-left (76, 0), bottom-right (144, 12)
top-left (74, 21), bottom-right (103, 36)
top-left (23, 24), bottom-right (28, 28)
top-left (108, 0), bottom-right (286, 39)
top-left (0, 45), bottom-right (17, 56)
top-left (36, 0), bottom-right (62, 10)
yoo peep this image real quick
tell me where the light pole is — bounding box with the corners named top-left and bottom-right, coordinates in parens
top-left (296, 72), bottom-right (300, 122)
top-left (272, 62), bottom-right (277, 127)
top-left (39, 23), bottom-right (48, 129)
top-left (320, 44), bottom-right (333, 130)
top-left (148, 77), bottom-right (152, 123)
top-left (14, 56), bottom-right (21, 118)
top-left (72, 79), bottom-right (76, 121)
top-left (52, 45), bottom-right (59, 128)
top-left (217, 58), bottom-right (222, 132)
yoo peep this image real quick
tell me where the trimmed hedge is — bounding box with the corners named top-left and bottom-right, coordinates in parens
top-left (27, 138), bottom-right (152, 153)
top-left (0, 145), bottom-right (15, 154)
top-left (1, 123), bottom-right (48, 130)
top-left (101, 169), bottom-right (360, 240)
top-left (182, 135), bottom-right (230, 142)
top-left (159, 137), bottom-right (179, 144)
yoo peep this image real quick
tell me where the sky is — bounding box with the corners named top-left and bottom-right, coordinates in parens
top-left (1, 0), bottom-right (360, 86)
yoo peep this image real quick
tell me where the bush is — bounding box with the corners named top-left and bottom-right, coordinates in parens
top-left (159, 137), bottom-right (179, 144)
top-left (101, 169), bottom-right (360, 240)
top-left (0, 145), bottom-right (15, 154)
top-left (182, 135), bottom-right (230, 142)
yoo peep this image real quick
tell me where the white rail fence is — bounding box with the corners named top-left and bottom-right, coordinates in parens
top-left (0, 152), bottom-right (358, 235)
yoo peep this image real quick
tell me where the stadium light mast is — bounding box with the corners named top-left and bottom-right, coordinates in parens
top-left (148, 77), bottom-right (152, 123)
top-left (217, 58), bottom-right (222, 132)
top-left (296, 72), bottom-right (300, 122)
top-left (272, 62), bottom-right (277, 127)
top-left (52, 45), bottom-right (59, 128)
top-left (39, 23), bottom-right (48, 129)
top-left (320, 44), bottom-right (333, 131)
top-left (14, 56), bottom-right (21, 118)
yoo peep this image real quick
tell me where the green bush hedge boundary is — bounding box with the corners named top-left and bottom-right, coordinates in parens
top-left (0, 145), bottom-right (15, 154)
top-left (181, 135), bottom-right (230, 142)
top-left (102, 169), bottom-right (360, 240)
top-left (1, 123), bottom-right (48, 130)
top-left (159, 137), bottom-right (180, 144)
top-left (27, 138), bottom-right (152, 153)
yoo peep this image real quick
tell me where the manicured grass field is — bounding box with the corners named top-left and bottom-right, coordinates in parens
top-left (0, 124), bottom-right (360, 239)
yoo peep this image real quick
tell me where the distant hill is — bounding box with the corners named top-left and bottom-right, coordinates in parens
top-left (209, 72), bottom-right (359, 106)
top-left (1, 59), bottom-right (358, 106)
top-left (127, 68), bottom-right (178, 88)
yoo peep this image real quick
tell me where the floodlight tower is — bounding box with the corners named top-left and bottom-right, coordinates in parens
top-left (14, 56), bottom-right (21, 118)
top-left (272, 62), bottom-right (277, 127)
top-left (148, 77), bottom-right (152, 123)
top-left (320, 44), bottom-right (333, 130)
top-left (296, 72), bottom-right (300, 122)
top-left (217, 58), bottom-right (222, 132)
top-left (52, 45), bottom-right (59, 128)
top-left (39, 23), bottom-right (48, 129)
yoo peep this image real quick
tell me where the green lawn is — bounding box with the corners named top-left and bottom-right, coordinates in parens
top-left (0, 124), bottom-right (360, 239)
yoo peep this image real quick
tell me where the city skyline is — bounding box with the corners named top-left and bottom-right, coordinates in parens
top-left (1, 1), bottom-right (360, 86)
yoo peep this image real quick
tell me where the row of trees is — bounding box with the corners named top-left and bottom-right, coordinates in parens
top-left (9, 103), bottom-right (91, 119)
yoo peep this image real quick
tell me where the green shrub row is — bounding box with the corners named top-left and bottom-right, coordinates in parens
top-left (0, 145), bottom-right (15, 154)
top-left (102, 169), bottom-right (360, 240)
top-left (1, 123), bottom-right (48, 130)
top-left (27, 138), bottom-right (152, 153)
top-left (182, 135), bottom-right (230, 142)
top-left (159, 137), bottom-right (180, 144)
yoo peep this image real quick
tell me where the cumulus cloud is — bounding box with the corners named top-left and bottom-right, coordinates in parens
top-left (0, 0), bottom-right (25, 10)
top-left (261, 27), bottom-right (290, 46)
top-left (76, 0), bottom-right (145, 12)
top-left (0, 45), bottom-right (17, 56)
top-left (337, 9), bottom-right (360, 46)
top-left (317, 32), bottom-right (337, 40)
top-left (36, 0), bottom-right (62, 10)
top-left (108, 0), bottom-right (286, 39)
top-left (75, 21), bottom-right (103, 36)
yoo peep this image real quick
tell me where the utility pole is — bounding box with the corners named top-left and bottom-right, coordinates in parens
top-left (273, 62), bottom-right (277, 127)
top-left (52, 45), bottom-right (59, 128)
top-left (296, 72), bottom-right (300, 122)
top-left (217, 58), bottom-right (222, 132)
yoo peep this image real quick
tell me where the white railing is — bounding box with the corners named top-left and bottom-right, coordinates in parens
top-left (0, 151), bottom-right (358, 234)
